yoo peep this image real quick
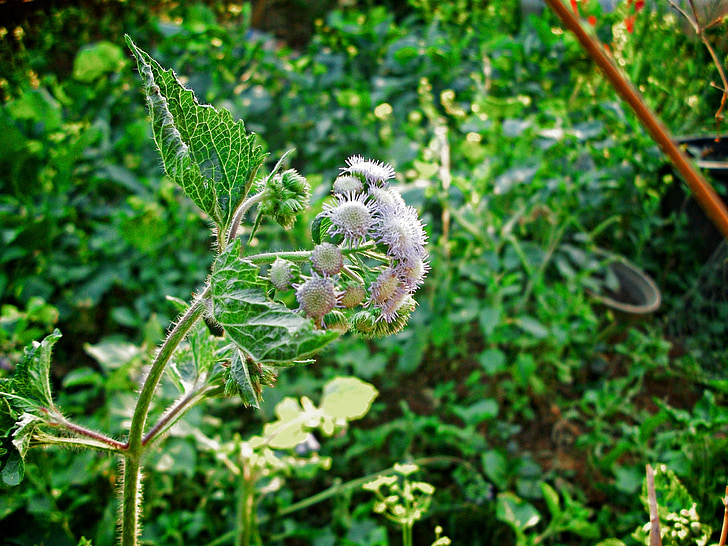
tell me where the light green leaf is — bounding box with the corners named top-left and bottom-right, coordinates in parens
top-left (126, 36), bottom-right (266, 234)
top-left (265, 397), bottom-right (313, 449)
top-left (321, 377), bottom-right (378, 421)
top-left (540, 482), bottom-right (561, 519)
top-left (211, 240), bottom-right (339, 364)
top-left (496, 492), bottom-right (541, 532)
top-left (73, 41), bottom-right (126, 82)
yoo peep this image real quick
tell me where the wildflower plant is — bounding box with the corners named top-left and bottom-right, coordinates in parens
top-left (0, 37), bottom-right (428, 546)
top-left (363, 463), bottom-right (451, 546)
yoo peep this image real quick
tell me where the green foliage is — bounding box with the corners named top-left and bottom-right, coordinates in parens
top-left (126, 36), bottom-right (266, 238)
top-left (2, 0), bottom-right (727, 544)
top-left (0, 330), bottom-right (61, 486)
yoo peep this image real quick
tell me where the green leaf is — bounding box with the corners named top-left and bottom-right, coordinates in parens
top-left (496, 492), bottom-right (541, 532)
top-left (73, 41), bottom-right (126, 82)
top-left (321, 377), bottom-right (378, 421)
top-left (169, 321), bottom-right (219, 393)
top-left (7, 329), bottom-right (61, 412)
top-left (126, 36), bottom-right (266, 235)
top-left (540, 482), bottom-right (561, 519)
top-left (211, 240), bottom-right (339, 364)
top-left (0, 330), bottom-right (62, 486)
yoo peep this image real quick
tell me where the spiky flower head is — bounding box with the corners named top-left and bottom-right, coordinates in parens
top-left (371, 203), bottom-right (428, 263)
top-left (310, 242), bottom-right (344, 276)
top-left (268, 257), bottom-right (296, 291)
top-left (369, 267), bottom-right (408, 322)
top-left (342, 155), bottom-right (396, 185)
top-left (368, 185), bottom-right (406, 210)
top-left (339, 282), bottom-right (367, 308)
top-left (333, 175), bottom-right (364, 195)
top-left (322, 191), bottom-right (373, 247)
top-left (295, 274), bottom-right (338, 322)
top-left (396, 256), bottom-right (430, 291)
top-left (260, 168), bottom-right (311, 229)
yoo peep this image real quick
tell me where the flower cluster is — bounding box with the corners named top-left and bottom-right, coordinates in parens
top-left (267, 156), bottom-right (429, 337)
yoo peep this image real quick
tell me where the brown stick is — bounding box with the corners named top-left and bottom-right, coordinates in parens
top-left (646, 464), bottom-right (662, 546)
top-left (542, 0), bottom-right (728, 241)
top-left (719, 485), bottom-right (728, 546)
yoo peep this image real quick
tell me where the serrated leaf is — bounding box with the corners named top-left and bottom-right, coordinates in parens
top-left (211, 240), bottom-right (339, 364)
top-left (126, 36), bottom-right (266, 234)
top-left (0, 330), bottom-right (62, 487)
top-left (224, 348), bottom-right (264, 408)
top-left (9, 329), bottom-right (61, 412)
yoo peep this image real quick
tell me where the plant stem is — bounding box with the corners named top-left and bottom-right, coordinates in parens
top-left (719, 485), bottom-right (728, 546)
top-left (46, 413), bottom-right (128, 451)
top-left (236, 453), bottom-right (258, 546)
top-left (228, 191), bottom-right (266, 245)
top-left (244, 249), bottom-right (311, 265)
top-left (403, 521), bottom-right (413, 546)
top-left (142, 384), bottom-right (222, 446)
top-left (120, 288), bottom-right (209, 546)
top-left (543, 0), bottom-right (728, 241)
top-left (31, 429), bottom-right (125, 454)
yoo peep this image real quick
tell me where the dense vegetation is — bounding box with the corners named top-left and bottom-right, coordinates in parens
top-left (1, 0), bottom-right (727, 544)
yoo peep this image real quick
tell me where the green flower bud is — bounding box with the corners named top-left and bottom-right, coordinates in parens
top-left (310, 242), bottom-right (343, 276)
top-left (268, 257), bottom-right (296, 290)
top-left (260, 169), bottom-right (311, 229)
top-left (295, 275), bottom-right (338, 321)
top-left (340, 283), bottom-right (367, 308)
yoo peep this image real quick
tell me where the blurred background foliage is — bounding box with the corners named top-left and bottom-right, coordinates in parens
top-left (1, 0), bottom-right (728, 544)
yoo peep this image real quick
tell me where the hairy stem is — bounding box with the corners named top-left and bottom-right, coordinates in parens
top-left (543, 0), bottom-right (728, 241)
top-left (31, 429), bottom-right (125, 455)
top-left (51, 415), bottom-right (127, 451)
top-left (142, 384), bottom-right (222, 446)
top-left (120, 288), bottom-right (209, 546)
top-left (236, 454), bottom-right (258, 546)
top-left (227, 191), bottom-right (266, 245)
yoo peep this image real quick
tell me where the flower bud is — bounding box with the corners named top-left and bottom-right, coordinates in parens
top-left (260, 169), bottom-right (311, 229)
top-left (295, 275), bottom-right (338, 321)
top-left (268, 258), bottom-right (296, 290)
top-left (310, 242), bottom-right (343, 276)
top-left (340, 283), bottom-right (367, 308)
top-left (333, 175), bottom-right (364, 195)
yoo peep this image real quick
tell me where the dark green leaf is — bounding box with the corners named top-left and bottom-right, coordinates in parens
top-left (126, 36), bottom-right (266, 234)
top-left (211, 240), bottom-right (338, 364)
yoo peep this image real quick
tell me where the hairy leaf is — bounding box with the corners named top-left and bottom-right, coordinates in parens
top-left (210, 240), bottom-right (339, 365)
top-left (0, 330), bottom-right (61, 487)
top-left (126, 36), bottom-right (266, 235)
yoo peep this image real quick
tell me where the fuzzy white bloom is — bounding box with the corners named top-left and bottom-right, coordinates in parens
top-left (342, 155), bottom-right (396, 185)
top-left (322, 191), bottom-right (373, 247)
top-left (371, 203), bottom-right (428, 263)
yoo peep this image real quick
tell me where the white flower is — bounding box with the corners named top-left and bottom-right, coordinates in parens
top-left (371, 203), bottom-right (428, 263)
top-left (342, 155), bottom-right (396, 185)
top-left (322, 191), bottom-right (373, 247)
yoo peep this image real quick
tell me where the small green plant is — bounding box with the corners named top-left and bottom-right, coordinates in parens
top-left (363, 462), bottom-right (452, 546)
top-left (496, 481), bottom-right (599, 545)
top-left (596, 464), bottom-right (719, 546)
top-left (201, 376), bottom-right (379, 546)
top-left (0, 36), bottom-right (429, 546)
